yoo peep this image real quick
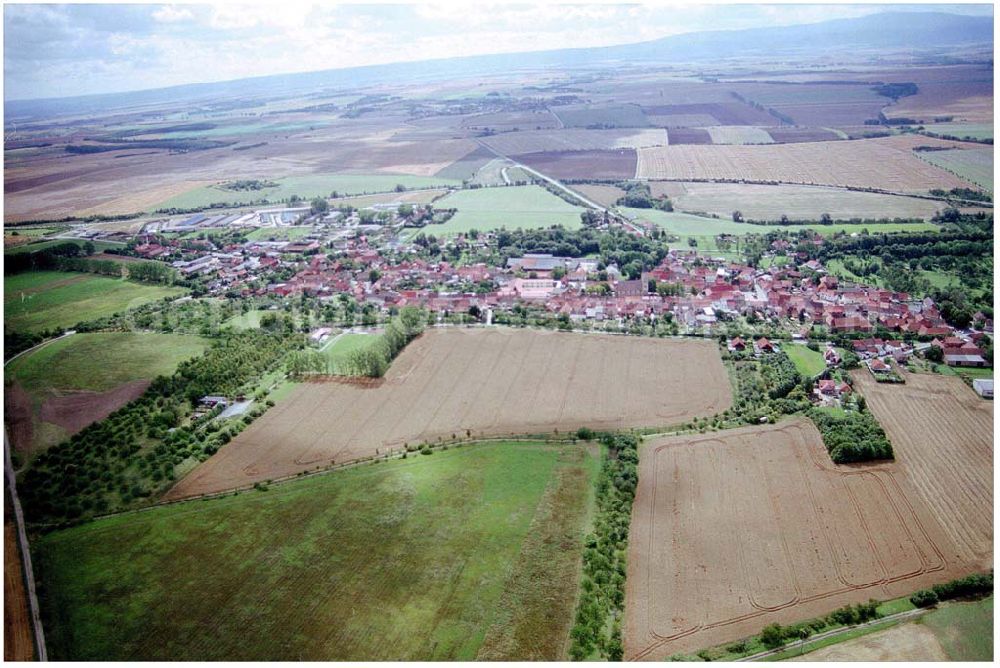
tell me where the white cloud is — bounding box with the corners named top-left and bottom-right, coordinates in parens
top-left (152, 5), bottom-right (194, 24)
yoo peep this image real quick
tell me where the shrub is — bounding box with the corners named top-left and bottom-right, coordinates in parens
top-left (760, 623), bottom-right (786, 649)
top-left (576, 427), bottom-right (595, 441)
top-left (910, 589), bottom-right (939, 607)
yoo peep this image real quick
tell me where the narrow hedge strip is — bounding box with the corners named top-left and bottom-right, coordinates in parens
top-left (569, 432), bottom-right (637, 661)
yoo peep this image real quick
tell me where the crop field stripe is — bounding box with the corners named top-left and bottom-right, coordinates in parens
top-left (624, 417), bottom-right (984, 660)
top-left (165, 330), bottom-right (732, 499)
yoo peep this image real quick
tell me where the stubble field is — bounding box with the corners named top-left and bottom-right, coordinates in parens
top-left (850, 370), bottom-right (993, 569)
top-left (625, 413), bottom-right (992, 661)
top-left (668, 182), bottom-right (947, 220)
top-left (166, 328), bottom-right (731, 499)
top-left (636, 135), bottom-right (976, 192)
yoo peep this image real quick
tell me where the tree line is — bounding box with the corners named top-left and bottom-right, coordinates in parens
top-left (569, 432), bottom-right (637, 661)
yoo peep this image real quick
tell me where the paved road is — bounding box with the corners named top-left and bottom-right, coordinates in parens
top-left (4, 330), bottom-right (76, 367)
top-left (736, 608), bottom-right (928, 662)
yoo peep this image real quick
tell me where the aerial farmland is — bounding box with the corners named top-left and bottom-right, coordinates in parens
top-left (3, 5), bottom-right (994, 664)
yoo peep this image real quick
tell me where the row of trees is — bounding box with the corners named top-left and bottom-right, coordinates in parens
top-left (21, 330), bottom-right (301, 525)
top-left (569, 432), bottom-right (637, 661)
top-left (343, 307), bottom-right (427, 377)
top-left (910, 572), bottom-right (993, 608)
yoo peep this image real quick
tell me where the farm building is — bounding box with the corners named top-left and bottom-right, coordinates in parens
top-left (945, 353), bottom-right (988, 367)
top-left (199, 395), bottom-right (230, 409)
top-left (973, 379), bottom-right (993, 398)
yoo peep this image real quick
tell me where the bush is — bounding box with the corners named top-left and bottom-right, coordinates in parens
top-left (910, 589), bottom-right (939, 607)
top-left (760, 623), bottom-right (785, 649)
top-left (576, 427), bottom-right (595, 441)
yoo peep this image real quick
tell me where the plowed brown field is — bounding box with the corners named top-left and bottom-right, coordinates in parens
top-left (166, 329), bottom-right (731, 500)
top-left (625, 415), bottom-right (991, 661)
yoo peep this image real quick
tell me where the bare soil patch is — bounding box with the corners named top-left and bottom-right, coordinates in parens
top-left (789, 621), bottom-right (948, 662)
top-left (766, 126), bottom-right (843, 143)
top-left (166, 329), bottom-right (731, 499)
top-left (39, 379), bottom-right (150, 435)
top-left (573, 184), bottom-right (626, 208)
top-left (664, 128), bottom-right (713, 145)
top-left (4, 383), bottom-right (34, 455)
top-left (625, 417), bottom-right (989, 660)
top-left (641, 103), bottom-right (774, 126)
top-left (514, 149), bottom-right (637, 180)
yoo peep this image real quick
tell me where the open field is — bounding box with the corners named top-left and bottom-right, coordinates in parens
top-left (914, 147), bottom-right (994, 191)
top-left (155, 173), bottom-right (464, 211)
top-left (921, 123), bottom-right (993, 140)
top-left (322, 332), bottom-right (379, 374)
top-left (331, 188), bottom-right (448, 208)
top-left (573, 184), bottom-right (626, 208)
top-left (5, 239), bottom-right (124, 256)
top-left (787, 618), bottom-right (948, 662)
top-left (621, 207), bottom-right (939, 237)
top-left (514, 149), bottom-right (637, 180)
top-left (551, 103), bottom-right (650, 128)
top-left (664, 128), bottom-right (712, 145)
top-left (624, 417), bottom-right (992, 660)
top-left (5, 332), bottom-right (208, 455)
top-left (642, 102), bottom-right (775, 126)
top-left (790, 596), bottom-right (992, 662)
top-left (765, 126), bottom-right (843, 143)
top-left (429, 185), bottom-right (584, 235)
top-left (920, 594), bottom-right (993, 661)
top-left (166, 328), bottom-right (731, 499)
top-left (34, 441), bottom-right (598, 660)
top-left (667, 182), bottom-right (947, 221)
top-left (244, 226), bottom-right (314, 242)
top-left (4, 493), bottom-right (34, 662)
top-left (480, 128), bottom-right (666, 155)
top-left (784, 344), bottom-right (826, 377)
top-left (704, 126), bottom-right (774, 145)
top-left (223, 309), bottom-right (266, 329)
top-left (850, 370), bottom-right (993, 569)
top-left (4, 271), bottom-right (187, 334)
top-left (636, 135), bottom-right (975, 193)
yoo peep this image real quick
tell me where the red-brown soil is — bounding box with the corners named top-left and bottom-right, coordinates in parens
top-left (513, 149), bottom-right (637, 180)
top-left (39, 379), bottom-right (150, 434)
top-left (4, 383), bottom-right (34, 455)
top-left (4, 501), bottom-right (34, 661)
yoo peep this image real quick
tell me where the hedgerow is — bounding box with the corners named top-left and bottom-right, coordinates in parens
top-left (569, 432), bottom-right (637, 661)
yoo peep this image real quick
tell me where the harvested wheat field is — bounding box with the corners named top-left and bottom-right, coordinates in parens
top-left (166, 329), bottom-right (731, 499)
top-left (636, 135), bottom-right (974, 193)
top-left (4, 495), bottom-right (34, 661)
top-left (850, 369), bottom-right (993, 568)
top-left (625, 417), bottom-right (991, 661)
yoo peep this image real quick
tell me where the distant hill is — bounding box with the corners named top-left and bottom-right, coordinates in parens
top-left (5, 11), bottom-right (992, 120)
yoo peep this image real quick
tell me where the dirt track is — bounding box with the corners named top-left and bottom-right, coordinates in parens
top-left (624, 416), bottom-right (991, 660)
top-left (166, 329), bottom-right (731, 500)
top-left (4, 504), bottom-right (34, 661)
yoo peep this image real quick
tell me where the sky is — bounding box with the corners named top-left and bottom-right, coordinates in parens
top-left (3, 2), bottom-right (994, 101)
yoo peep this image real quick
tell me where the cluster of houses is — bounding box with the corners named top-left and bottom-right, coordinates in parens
top-left (128, 225), bottom-right (991, 354)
